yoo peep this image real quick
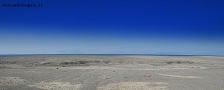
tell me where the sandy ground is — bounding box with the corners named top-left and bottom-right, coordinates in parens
top-left (0, 55), bottom-right (224, 90)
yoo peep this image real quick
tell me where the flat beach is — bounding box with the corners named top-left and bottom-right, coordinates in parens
top-left (0, 55), bottom-right (224, 90)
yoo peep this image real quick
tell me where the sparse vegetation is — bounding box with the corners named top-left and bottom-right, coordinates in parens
top-left (78, 61), bottom-right (86, 64)
top-left (58, 60), bottom-right (111, 66)
top-left (0, 61), bottom-right (19, 64)
top-left (165, 61), bottom-right (194, 64)
top-left (102, 60), bottom-right (111, 64)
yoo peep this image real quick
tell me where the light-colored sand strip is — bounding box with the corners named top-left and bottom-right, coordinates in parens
top-left (156, 73), bottom-right (202, 79)
top-left (97, 82), bottom-right (168, 90)
top-left (0, 76), bottom-right (27, 86)
top-left (28, 81), bottom-right (81, 90)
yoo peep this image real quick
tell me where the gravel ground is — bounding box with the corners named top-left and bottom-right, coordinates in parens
top-left (0, 55), bottom-right (224, 90)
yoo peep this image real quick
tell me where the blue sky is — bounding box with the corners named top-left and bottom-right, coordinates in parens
top-left (0, 0), bottom-right (224, 55)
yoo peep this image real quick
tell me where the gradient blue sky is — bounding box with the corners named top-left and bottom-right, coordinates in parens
top-left (0, 0), bottom-right (224, 55)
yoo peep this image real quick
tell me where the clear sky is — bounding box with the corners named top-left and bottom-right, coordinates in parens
top-left (0, 0), bottom-right (224, 55)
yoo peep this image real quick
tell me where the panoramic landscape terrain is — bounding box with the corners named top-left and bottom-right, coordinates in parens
top-left (0, 55), bottom-right (223, 90)
top-left (1, 0), bottom-right (224, 90)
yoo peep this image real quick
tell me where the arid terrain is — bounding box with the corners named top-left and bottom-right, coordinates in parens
top-left (0, 55), bottom-right (224, 90)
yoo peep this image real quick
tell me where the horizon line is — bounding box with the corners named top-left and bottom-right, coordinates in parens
top-left (0, 54), bottom-right (223, 57)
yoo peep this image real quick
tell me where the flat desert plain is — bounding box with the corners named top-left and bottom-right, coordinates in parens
top-left (0, 55), bottom-right (224, 90)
